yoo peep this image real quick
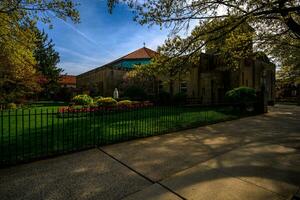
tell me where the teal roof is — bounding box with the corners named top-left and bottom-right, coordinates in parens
top-left (78, 47), bottom-right (157, 76)
top-left (112, 59), bottom-right (151, 69)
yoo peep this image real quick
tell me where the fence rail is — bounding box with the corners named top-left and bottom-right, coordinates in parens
top-left (0, 104), bottom-right (252, 166)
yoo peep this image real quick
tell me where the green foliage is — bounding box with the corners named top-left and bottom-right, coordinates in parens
top-left (225, 87), bottom-right (256, 104)
top-left (54, 87), bottom-right (74, 102)
top-left (117, 100), bottom-right (132, 105)
top-left (7, 103), bottom-right (17, 110)
top-left (203, 19), bottom-right (254, 70)
top-left (34, 29), bottom-right (63, 100)
top-left (96, 97), bottom-right (117, 106)
top-left (0, 0), bottom-right (80, 103)
top-left (121, 66), bottom-right (156, 99)
top-left (277, 65), bottom-right (300, 84)
top-left (72, 94), bottom-right (93, 106)
top-left (0, 1), bottom-right (80, 30)
top-left (0, 13), bottom-right (41, 103)
top-left (94, 96), bottom-right (103, 101)
top-left (158, 91), bottom-right (171, 105)
top-left (2, 105), bottom-right (246, 164)
top-left (108, 0), bottom-right (299, 74)
top-left (172, 93), bottom-right (187, 104)
top-left (123, 86), bottom-right (148, 101)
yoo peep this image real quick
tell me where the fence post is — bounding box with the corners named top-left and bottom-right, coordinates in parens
top-left (15, 109), bottom-right (18, 163)
top-left (8, 110), bottom-right (11, 163)
top-left (29, 109), bottom-right (31, 160)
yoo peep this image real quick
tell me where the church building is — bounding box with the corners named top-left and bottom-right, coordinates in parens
top-left (77, 47), bottom-right (275, 104)
top-left (77, 47), bottom-right (157, 96)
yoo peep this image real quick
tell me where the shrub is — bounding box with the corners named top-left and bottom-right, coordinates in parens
top-left (72, 94), bottom-right (93, 106)
top-left (7, 103), bottom-right (17, 110)
top-left (94, 96), bottom-right (103, 101)
top-left (96, 97), bottom-right (117, 106)
top-left (173, 93), bottom-right (187, 104)
top-left (123, 86), bottom-right (147, 101)
top-left (117, 100), bottom-right (132, 106)
top-left (158, 91), bottom-right (171, 105)
top-left (225, 87), bottom-right (256, 104)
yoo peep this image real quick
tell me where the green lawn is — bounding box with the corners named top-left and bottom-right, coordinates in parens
top-left (0, 106), bottom-right (242, 165)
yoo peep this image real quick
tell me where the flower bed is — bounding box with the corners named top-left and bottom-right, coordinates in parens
top-left (58, 101), bottom-right (154, 118)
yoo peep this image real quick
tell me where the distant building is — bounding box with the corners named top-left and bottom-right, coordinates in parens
top-left (59, 75), bottom-right (76, 88)
top-left (77, 47), bottom-right (275, 104)
top-left (77, 47), bottom-right (157, 96)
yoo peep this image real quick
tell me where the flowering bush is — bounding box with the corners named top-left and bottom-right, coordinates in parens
top-left (72, 94), bottom-right (93, 106)
top-left (58, 100), bottom-right (154, 118)
top-left (96, 97), bottom-right (117, 106)
top-left (117, 100), bottom-right (132, 106)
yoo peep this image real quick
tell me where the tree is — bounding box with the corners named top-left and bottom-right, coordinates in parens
top-left (108, 0), bottom-right (299, 37)
top-left (0, 0), bottom-right (80, 26)
top-left (120, 65), bottom-right (157, 99)
top-left (0, 13), bottom-right (41, 103)
top-left (108, 0), bottom-right (300, 69)
top-left (154, 19), bottom-right (256, 71)
top-left (276, 64), bottom-right (300, 103)
top-left (34, 29), bottom-right (63, 99)
top-left (0, 0), bottom-right (80, 50)
top-left (277, 65), bottom-right (300, 85)
top-left (0, 0), bottom-right (80, 103)
top-left (145, 53), bottom-right (191, 95)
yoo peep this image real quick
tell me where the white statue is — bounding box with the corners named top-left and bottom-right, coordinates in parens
top-left (113, 88), bottom-right (119, 99)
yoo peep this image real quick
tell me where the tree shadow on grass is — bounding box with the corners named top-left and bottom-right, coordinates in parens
top-left (1, 106), bottom-right (246, 165)
top-left (0, 106), bottom-right (299, 199)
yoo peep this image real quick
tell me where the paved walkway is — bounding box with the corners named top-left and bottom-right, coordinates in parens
top-left (0, 105), bottom-right (299, 200)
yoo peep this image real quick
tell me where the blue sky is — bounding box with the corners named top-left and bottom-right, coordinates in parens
top-left (38, 0), bottom-right (171, 75)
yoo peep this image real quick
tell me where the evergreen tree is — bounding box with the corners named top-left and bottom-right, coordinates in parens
top-left (34, 29), bottom-right (63, 100)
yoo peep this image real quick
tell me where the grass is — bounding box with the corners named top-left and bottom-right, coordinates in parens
top-left (0, 105), bottom-right (243, 165)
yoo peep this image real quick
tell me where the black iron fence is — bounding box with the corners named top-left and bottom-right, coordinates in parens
top-left (0, 104), bottom-right (254, 166)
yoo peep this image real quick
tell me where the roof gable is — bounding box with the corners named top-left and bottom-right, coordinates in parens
top-left (77, 47), bottom-right (158, 77)
top-left (59, 75), bottom-right (76, 85)
top-left (122, 47), bottom-right (158, 60)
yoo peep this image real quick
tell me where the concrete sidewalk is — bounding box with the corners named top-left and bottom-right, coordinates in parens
top-left (0, 105), bottom-right (299, 200)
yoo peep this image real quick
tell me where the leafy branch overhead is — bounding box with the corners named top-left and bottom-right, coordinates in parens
top-left (108, 0), bottom-right (300, 70)
top-left (0, 0), bottom-right (80, 49)
top-left (108, 0), bottom-right (300, 37)
top-left (0, 0), bottom-right (77, 103)
top-left (0, 0), bottom-right (80, 24)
